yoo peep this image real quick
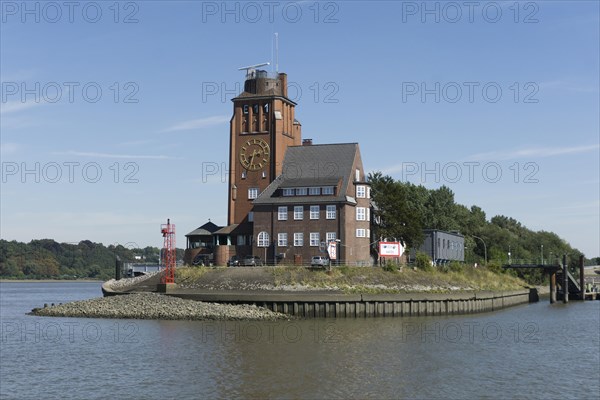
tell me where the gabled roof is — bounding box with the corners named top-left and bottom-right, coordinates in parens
top-left (185, 221), bottom-right (222, 237)
top-left (254, 143), bottom-right (360, 205)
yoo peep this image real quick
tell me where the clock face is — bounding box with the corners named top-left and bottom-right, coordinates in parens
top-left (239, 138), bottom-right (270, 171)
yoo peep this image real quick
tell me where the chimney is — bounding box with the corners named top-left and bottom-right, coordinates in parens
top-left (278, 73), bottom-right (288, 98)
top-left (302, 139), bottom-right (313, 146)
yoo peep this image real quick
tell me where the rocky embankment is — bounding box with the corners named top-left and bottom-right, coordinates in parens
top-left (30, 292), bottom-right (289, 321)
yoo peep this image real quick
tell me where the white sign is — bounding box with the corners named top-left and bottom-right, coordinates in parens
top-left (327, 241), bottom-right (337, 260)
top-left (379, 242), bottom-right (403, 257)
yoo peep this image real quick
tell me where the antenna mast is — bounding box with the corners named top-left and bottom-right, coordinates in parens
top-left (274, 32), bottom-right (279, 73)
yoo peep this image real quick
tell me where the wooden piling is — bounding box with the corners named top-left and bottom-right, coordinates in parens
top-left (579, 255), bottom-right (585, 300)
top-left (550, 271), bottom-right (556, 304)
top-left (563, 254), bottom-right (568, 304)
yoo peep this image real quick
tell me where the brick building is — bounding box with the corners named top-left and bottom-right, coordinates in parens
top-left (191, 67), bottom-right (372, 266)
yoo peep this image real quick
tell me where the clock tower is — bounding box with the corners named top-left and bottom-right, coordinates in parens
top-left (227, 68), bottom-right (301, 230)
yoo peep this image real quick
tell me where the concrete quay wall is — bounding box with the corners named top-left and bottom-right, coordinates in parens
top-left (166, 289), bottom-right (535, 318)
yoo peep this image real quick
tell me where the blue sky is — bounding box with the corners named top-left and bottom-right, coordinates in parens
top-left (1, 1), bottom-right (599, 257)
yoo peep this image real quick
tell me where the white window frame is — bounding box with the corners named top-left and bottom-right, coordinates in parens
top-left (355, 169), bottom-right (360, 181)
top-left (309, 187), bottom-right (320, 196)
top-left (322, 186), bottom-right (334, 195)
top-left (366, 186), bottom-right (371, 199)
top-left (248, 187), bottom-right (259, 199)
top-left (295, 187), bottom-right (307, 196)
top-left (326, 232), bottom-right (337, 242)
top-left (282, 188), bottom-right (294, 196)
top-left (356, 185), bottom-right (366, 198)
top-left (294, 206), bottom-right (303, 220)
top-left (326, 205), bottom-right (336, 220)
top-left (277, 233), bottom-right (288, 247)
top-left (356, 228), bottom-right (366, 238)
top-left (294, 232), bottom-right (303, 246)
top-left (257, 231), bottom-right (270, 247)
top-left (278, 206), bottom-right (288, 221)
top-left (356, 207), bottom-right (366, 221)
top-left (309, 232), bottom-right (320, 247)
top-left (309, 205), bottom-right (319, 220)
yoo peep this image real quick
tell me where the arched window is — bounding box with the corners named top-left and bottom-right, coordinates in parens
top-left (257, 231), bottom-right (270, 247)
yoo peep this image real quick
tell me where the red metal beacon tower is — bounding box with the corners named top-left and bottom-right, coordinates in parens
top-left (160, 218), bottom-right (176, 285)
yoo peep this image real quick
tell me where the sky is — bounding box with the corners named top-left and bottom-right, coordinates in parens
top-left (1, 1), bottom-right (599, 257)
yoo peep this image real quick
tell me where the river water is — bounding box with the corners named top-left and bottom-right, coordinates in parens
top-left (1, 282), bottom-right (598, 399)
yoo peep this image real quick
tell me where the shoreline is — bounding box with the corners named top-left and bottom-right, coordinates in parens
top-left (1, 279), bottom-right (103, 283)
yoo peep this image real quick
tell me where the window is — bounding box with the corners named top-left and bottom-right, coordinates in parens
top-left (437, 238), bottom-right (441, 248)
top-left (241, 171), bottom-right (246, 179)
top-left (237, 235), bottom-right (245, 246)
top-left (322, 186), bottom-right (334, 195)
top-left (248, 212), bottom-right (254, 222)
top-left (278, 206), bottom-right (288, 221)
top-left (355, 169), bottom-right (360, 181)
top-left (356, 185), bottom-right (366, 198)
top-left (309, 187), bottom-right (320, 195)
top-left (294, 232), bottom-right (303, 246)
top-left (310, 232), bottom-right (320, 247)
top-left (367, 229), bottom-right (370, 238)
top-left (294, 206), bottom-right (303, 220)
top-left (310, 205), bottom-right (319, 220)
top-left (366, 187), bottom-right (371, 199)
top-left (243, 104), bottom-right (249, 114)
top-left (263, 103), bottom-right (269, 113)
top-left (356, 207), bottom-right (366, 221)
top-left (257, 231), bottom-right (270, 247)
top-left (356, 229), bottom-right (366, 238)
top-left (326, 232), bottom-right (337, 242)
top-left (282, 188), bottom-right (294, 196)
top-left (277, 233), bottom-right (287, 247)
top-left (326, 205), bottom-right (336, 219)
top-left (253, 104), bottom-right (259, 114)
top-left (248, 187), bottom-right (258, 199)
top-left (295, 187), bottom-right (307, 196)
top-left (366, 208), bottom-right (370, 221)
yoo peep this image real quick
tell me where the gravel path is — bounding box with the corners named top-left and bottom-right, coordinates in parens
top-left (30, 293), bottom-right (289, 321)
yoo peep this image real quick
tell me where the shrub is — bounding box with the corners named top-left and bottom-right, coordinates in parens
top-left (415, 252), bottom-right (433, 271)
top-left (448, 261), bottom-right (464, 273)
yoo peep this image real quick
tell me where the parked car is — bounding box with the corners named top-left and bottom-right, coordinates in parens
top-left (311, 256), bottom-right (329, 267)
top-left (192, 253), bottom-right (212, 266)
top-left (227, 256), bottom-right (240, 267)
top-left (242, 255), bottom-right (263, 267)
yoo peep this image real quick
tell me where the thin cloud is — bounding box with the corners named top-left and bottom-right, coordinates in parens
top-left (0, 142), bottom-right (19, 155)
top-left (55, 151), bottom-right (173, 160)
top-left (0, 100), bottom-right (41, 115)
top-left (162, 115), bottom-right (229, 132)
top-left (466, 144), bottom-right (600, 161)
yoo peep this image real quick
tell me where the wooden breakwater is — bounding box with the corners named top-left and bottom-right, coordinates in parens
top-left (165, 289), bottom-right (536, 318)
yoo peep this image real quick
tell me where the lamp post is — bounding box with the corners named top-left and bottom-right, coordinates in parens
top-left (541, 244), bottom-right (544, 265)
top-left (472, 235), bottom-right (487, 265)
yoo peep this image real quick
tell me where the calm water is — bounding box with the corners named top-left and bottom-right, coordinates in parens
top-left (1, 282), bottom-right (598, 399)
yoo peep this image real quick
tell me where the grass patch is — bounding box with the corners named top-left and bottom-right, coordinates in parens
top-left (175, 266), bottom-right (209, 282)
top-left (270, 265), bottom-right (528, 293)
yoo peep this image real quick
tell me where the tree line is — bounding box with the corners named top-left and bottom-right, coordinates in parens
top-left (368, 172), bottom-right (596, 283)
top-left (0, 239), bottom-right (185, 280)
